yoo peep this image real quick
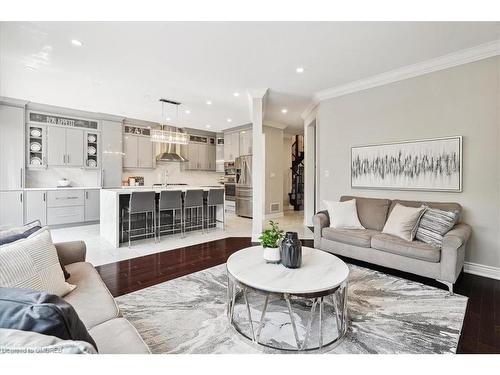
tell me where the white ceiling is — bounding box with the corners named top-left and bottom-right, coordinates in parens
top-left (1, 22), bottom-right (499, 132)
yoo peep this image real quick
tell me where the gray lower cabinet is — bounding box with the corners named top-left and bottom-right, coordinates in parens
top-left (46, 190), bottom-right (85, 225)
top-left (25, 190), bottom-right (47, 225)
top-left (0, 191), bottom-right (24, 227)
top-left (84, 189), bottom-right (100, 221)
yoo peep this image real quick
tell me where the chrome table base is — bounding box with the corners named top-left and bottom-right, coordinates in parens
top-left (227, 275), bottom-right (348, 351)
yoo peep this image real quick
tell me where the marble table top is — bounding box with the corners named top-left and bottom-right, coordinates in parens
top-left (226, 246), bottom-right (349, 295)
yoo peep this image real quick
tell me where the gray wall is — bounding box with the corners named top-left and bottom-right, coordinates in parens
top-left (317, 57), bottom-right (500, 269)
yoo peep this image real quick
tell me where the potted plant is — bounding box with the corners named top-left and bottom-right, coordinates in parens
top-left (259, 220), bottom-right (284, 263)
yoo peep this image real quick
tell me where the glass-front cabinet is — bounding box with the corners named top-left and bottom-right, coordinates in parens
top-left (27, 124), bottom-right (47, 169)
top-left (85, 130), bottom-right (99, 169)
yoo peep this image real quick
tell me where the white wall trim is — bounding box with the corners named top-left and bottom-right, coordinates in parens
top-left (264, 212), bottom-right (284, 220)
top-left (301, 39), bottom-right (500, 117)
top-left (464, 261), bottom-right (500, 280)
top-left (263, 120), bottom-right (288, 130)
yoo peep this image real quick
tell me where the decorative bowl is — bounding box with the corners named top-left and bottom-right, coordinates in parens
top-left (57, 179), bottom-right (71, 187)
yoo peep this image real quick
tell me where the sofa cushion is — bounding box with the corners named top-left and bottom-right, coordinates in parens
top-left (88, 318), bottom-right (150, 354)
top-left (64, 262), bottom-right (120, 329)
top-left (371, 233), bottom-right (441, 263)
top-left (0, 328), bottom-right (97, 354)
top-left (323, 227), bottom-right (380, 248)
top-left (382, 203), bottom-right (427, 241)
top-left (323, 199), bottom-right (364, 229)
top-left (341, 196), bottom-right (391, 231)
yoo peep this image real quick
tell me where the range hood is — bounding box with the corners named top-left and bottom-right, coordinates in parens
top-left (154, 125), bottom-right (189, 163)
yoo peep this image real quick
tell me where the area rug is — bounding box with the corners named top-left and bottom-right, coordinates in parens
top-left (116, 263), bottom-right (468, 354)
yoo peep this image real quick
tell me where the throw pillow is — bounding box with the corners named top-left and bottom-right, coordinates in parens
top-left (323, 199), bottom-right (365, 229)
top-left (382, 203), bottom-right (427, 241)
top-left (415, 207), bottom-right (460, 247)
top-left (0, 328), bottom-right (97, 354)
top-left (0, 288), bottom-right (97, 351)
top-left (0, 225), bottom-right (42, 246)
top-left (0, 221), bottom-right (41, 240)
top-left (0, 227), bottom-right (76, 297)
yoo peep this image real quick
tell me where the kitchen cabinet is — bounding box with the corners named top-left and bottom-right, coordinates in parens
top-left (0, 105), bottom-right (24, 190)
top-left (0, 191), bottom-right (24, 228)
top-left (223, 131), bottom-right (240, 162)
top-left (47, 189), bottom-right (85, 225)
top-left (185, 141), bottom-right (216, 171)
top-left (239, 130), bottom-right (252, 155)
top-left (123, 134), bottom-right (154, 169)
top-left (216, 137), bottom-right (224, 172)
top-left (101, 120), bottom-right (123, 187)
top-left (25, 190), bottom-right (47, 225)
top-left (84, 189), bottom-right (100, 221)
top-left (47, 126), bottom-right (84, 167)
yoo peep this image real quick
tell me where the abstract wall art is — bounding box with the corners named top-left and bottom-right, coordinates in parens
top-left (351, 136), bottom-right (462, 192)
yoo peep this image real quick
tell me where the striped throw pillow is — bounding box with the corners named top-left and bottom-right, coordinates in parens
top-left (0, 227), bottom-right (76, 297)
top-left (415, 207), bottom-right (459, 247)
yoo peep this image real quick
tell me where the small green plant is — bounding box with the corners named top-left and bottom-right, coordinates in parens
top-left (259, 220), bottom-right (284, 248)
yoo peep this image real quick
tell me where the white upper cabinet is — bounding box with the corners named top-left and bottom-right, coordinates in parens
top-left (101, 120), bottom-right (123, 188)
top-left (224, 131), bottom-right (240, 162)
top-left (0, 105), bottom-right (24, 190)
top-left (47, 126), bottom-right (84, 167)
top-left (123, 131), bottom-right (154, 169)
top-left (239, 130), bottom-right (252, 155)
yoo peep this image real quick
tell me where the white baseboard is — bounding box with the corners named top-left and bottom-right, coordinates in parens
top-left (264, 212), bottom-right (284, 220)
top-left (463, 261), bottom-right (500, 280)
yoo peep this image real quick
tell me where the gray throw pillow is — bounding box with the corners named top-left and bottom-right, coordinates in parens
top-left (415, 207), bottom-right (459, 247)
top-left (0, 288), bottom-right (98, 351)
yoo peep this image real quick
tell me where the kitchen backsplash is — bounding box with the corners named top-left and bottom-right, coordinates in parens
top-left (123, 163), bottom-right (223, 186)
top-left (26, 168), bottom-right (101, 188)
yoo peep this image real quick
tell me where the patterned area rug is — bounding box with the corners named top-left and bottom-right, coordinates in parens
top-left (116, 263), bottom-right (468, 354)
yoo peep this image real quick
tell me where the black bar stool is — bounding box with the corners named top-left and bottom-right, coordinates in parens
top-left (205, 189), bottom-right (225, 231)
top-left (183, 189), bottom-right (204, 236)
top-left (158, 190), bottom-right (183, 240)
top-left (121, 191), bottom-right (156, 248)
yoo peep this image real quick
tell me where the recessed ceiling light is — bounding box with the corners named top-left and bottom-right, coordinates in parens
top-left (205, 124), bottom-right (211, 128)
top-left (185, 109), bottom-right (191, 114)
top-left (206, 100), bottom-right (212, 105)
top-left (295, 67), bottom-right (304, 74)
top-left (71, 39), bottom-right (83, 47)
top-left (166, 117), bottom-right (171, 121)
top-left (281, 108), bottom-right (288, 114)
top-left (227, 118), bottom-right (232, 123)
top-left (233, 92), bottom-right (240, 97)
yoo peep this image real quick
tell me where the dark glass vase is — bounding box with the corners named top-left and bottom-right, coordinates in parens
top-left (280, 232), bottom-right (302, 269)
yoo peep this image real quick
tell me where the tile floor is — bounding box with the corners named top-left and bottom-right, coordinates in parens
top-left (51, 210), bottom-right (312, 266)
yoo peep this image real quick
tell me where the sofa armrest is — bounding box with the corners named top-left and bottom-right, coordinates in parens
top-left (313, 210), bottom-right (330, 247)
top-left (440, 223), bottom-right (471, 283)
top-left (54, 241), bottom-right (87, 266)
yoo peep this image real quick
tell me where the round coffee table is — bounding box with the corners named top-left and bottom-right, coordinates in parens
top-left (226, 246), bottom-right (349, 351)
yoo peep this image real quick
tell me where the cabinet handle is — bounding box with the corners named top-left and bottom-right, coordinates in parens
top-left (20, 168), bottom-right (23, 188)
top-left (20, 193), bottom-right (22, 203)
top-left (67, 154), bottom-right (70, 164)
top-left (101, 170), bottom-right (105, 187)
top-left (86, 191), bottom-right (88, 199)
top-left (43, 193), bottom-right (46, 202)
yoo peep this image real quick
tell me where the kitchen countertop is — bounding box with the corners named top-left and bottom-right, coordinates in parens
top-left (104, 185), bottom-right (224, 195)
top-left (23, 187), bottom-right (102, 191)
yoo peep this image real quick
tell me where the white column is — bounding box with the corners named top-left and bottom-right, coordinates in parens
top-left (248, 89), bottom-right (268, 242)
top-left (303, 105), bottom-right (318, 227)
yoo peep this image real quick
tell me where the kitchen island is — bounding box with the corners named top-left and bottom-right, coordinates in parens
top-left (100, 185), bottom-right (224, 248)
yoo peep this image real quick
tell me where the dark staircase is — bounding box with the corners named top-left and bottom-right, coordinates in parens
top-left (288, 135), bottom-right (304, 211)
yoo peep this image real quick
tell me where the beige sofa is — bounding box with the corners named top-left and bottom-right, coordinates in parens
top-left (54, 240), bottom-right (150, 353)
top-left (313, 196), bottom-right (472, 294)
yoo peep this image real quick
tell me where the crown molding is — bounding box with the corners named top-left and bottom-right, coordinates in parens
top-left (263, 120), bottom-right (288, 130)
top-left (304, 39), bottom-right (500, 114)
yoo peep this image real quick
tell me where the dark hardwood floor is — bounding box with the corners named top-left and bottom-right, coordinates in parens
top-left (95, 237), bottom-right (500, 354)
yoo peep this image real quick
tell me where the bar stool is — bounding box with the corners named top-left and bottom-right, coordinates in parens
top-left (121, 191), bottom-right (156, 248)
top-left (205, 189), bottom-right (225, 231)
top-left (157, 190), bottom-right (183, 240)
top-left (183, 189), bottom-right (204, 236)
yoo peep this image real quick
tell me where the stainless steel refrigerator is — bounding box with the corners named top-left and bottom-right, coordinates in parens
top-left (235, 154), bottom-right (252, 218)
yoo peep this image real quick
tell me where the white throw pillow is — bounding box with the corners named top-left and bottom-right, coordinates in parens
top-left (0, 227), bottom-right (76, 297)
top-left (323, 199), bottom-right (365, 229)
top-left (382, 203), bottom-right (427, 242)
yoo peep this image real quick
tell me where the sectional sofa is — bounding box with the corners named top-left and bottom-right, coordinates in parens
top-left (313, 196), bottom-right (472, 294)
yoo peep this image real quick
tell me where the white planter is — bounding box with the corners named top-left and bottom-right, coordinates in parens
top-left (263, 246), bottom-right (281, 264)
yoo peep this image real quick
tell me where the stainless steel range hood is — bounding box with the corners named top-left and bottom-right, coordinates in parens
top-left (154, 126), bottom-right (189, 163)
